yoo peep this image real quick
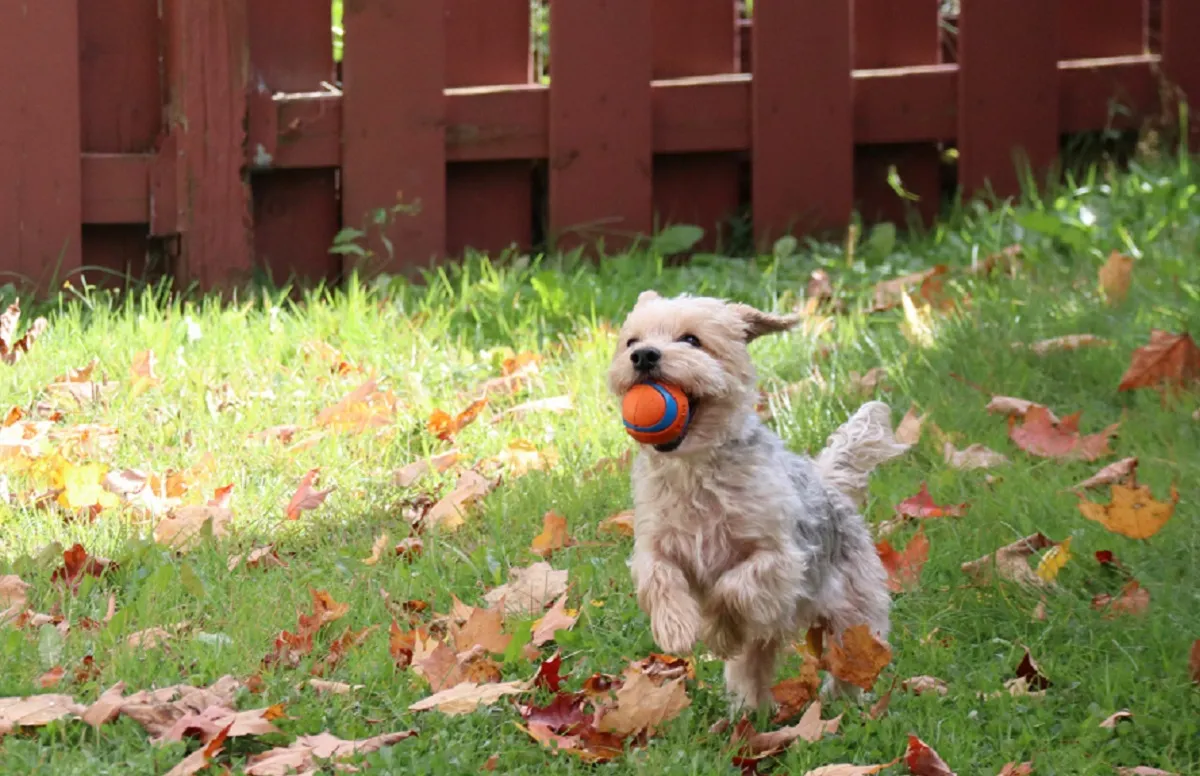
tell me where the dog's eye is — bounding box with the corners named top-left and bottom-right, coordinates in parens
top-left (678, 334), bottom-right (701, 348)
top-left (626, 338), bottom-right (640, 348)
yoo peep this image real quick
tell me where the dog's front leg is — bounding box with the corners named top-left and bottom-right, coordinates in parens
top-left (631, 543), bottom-right (700, 655)
top-left (707, 550), bottom-right (796, 640)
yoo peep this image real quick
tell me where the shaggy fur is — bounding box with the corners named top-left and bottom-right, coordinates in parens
top-left (607, 291), bottom-right (909, 709)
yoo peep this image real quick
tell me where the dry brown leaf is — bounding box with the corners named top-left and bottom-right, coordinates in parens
top-left (997, 763), bottom-right (1034, 776)
top-left (1116, 769), bottom-right (1179, 776)
top-left (902, 676), bottom-right (949, 696)
top-left (0, 301), bottom-right (48, 364)
top-left (598, 510), bottom-right (635, 537)
top-left (1118, 329), bottom-right (1200, 392)
top-left (0, 694), bottom-right (84, 732)
top-left (825, 624), bottom-right (891, 691)
top-left (394, 451), bottom-right (460, 487)
top-left (1072, 457), bottom-right (1138, 492)
top-left (1099, 709), bottom-right (1133, 729)
top-left (944, 442), bottom-right (1010, 470)
top-left (1092, 579), bottom-right (1151, 617)
top-left (395, 537), bottom-right (424, 561)
top-left (731, 700), bottom-right (842, 769)
top-left (244, 730), bottom-right (418, 776)
top-left (315, 377), bottom-right (400, 432)
top-left (1190, 639), bottom-right (1200, 685)
top-left (986, 396), bottom-right (1060, 424)
top-left (1079, 482), bottom-right (1178, 539)
top-left (849, 367), bottom-right (889, 395)
top-left (802, 760), bottom-right (900, 776)
top-left (362, 533), bottom-right (389, 565)
top-left (154, 506), bottom-right (231, 552)
top-left (164, 725), bottom-right (230, 776)
top-left (770, 652), bottom-right (821, 722)
top-left (112, 676), bottom-right (243, 738)
top-left (962, 533), bottom-right (1056, 588)
top-left (37, 667), bottom-right (65, 689)
top-left (489, 439), bottom-right (558, 478)
top-left (1009, 406), bottom-right (1117, 462)
top-left (532, 594), bottom-right (579, 646)
top-left (45, 360), bottom-right (117, 409)
top-left (1021, 333), bottom-right (1111, 355)
top-left (895, 406), bottom-right (925, 446)
top-left (530, 511), bottom-right (572, 558)
top-left (896, 483), bottom-right (968, 518)
top-left (484, 561), bottom-right (569, 616)
top-left (154, 703), bottom-right (283, 743)
top-left (408, 679), bottom-right (530, 715)
top-left (870, 265), bottom-right (948, 312)
top-left (424, 470), bottom-right (494, 531)
top-left (129, 350), bottom-right (161, 398)
top-left (285, 467), bottom-right (335, 520)
top-left (82, 682), bottom-right (127, 728)
top-left (595, 670), bottom-right (690, 737)
top-left (906, 733), bottom-right (957, 775)
top-left (452, 606), bottom-right (512, 655)
top-left (519, 720), bottom-right (624, 763)
top-left (1099, 250), bottom-right (1135, 303)
top-left (228, 545), bottom-right (287, 572)
top-left (0, 575), bottom-right (29, 610)
top-left (305, 679), bottom-right (362, 696)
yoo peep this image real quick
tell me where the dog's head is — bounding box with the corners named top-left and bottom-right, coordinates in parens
top-left (607, 291), bottom-right (798, 453)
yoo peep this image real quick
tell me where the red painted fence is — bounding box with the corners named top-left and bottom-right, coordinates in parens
top-left (0, 0), bottom-right (1196, 294)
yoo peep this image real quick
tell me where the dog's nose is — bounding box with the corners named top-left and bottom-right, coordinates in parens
top-left (630, 346), bottom-right (662, 372)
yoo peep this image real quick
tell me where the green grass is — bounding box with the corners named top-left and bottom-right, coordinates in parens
top-left (1, 153), bottom-right (1199, 775)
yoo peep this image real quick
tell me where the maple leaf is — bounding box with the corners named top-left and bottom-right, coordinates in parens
top-left (905, 734), bottom-right (957, 775)
top-left (51, 543), bottom-right (116, 592)
top-left (1078, 482), bottom-right (1178, 539)
top-left (531, 511), bottom-right (573, 558)
top-left (531, 652), bottom-right (570, 693)
top-left (452, 606), bottom-right (512, 655)
top-left (876, 530), bottom-right (929, 592)
top-left (388, 621), bottom-right (428, 669)
top-left (902, 675), bottom-right (949, 696)
top-left (129, 350), bottom-right (161, 398)
top-left (731, 700), bottom-right (843, 771)
top-left (1020, 333), bottom-right (1111, 355)
top-left (895, 406), bottom-right (924, 445)
top-left (1092, 579), bottom-right (1151, 617)
top-left (1014, 646), bottom-right (1052, 691)
top-left (112, 676), bottom-right (243, 738)
top-left (0, 693), bottom-right (84, 734)
top-left (986, 395), bottom-right (1060, 423)
top-left (770, 653), bottom-right (821, 723)
top-left (45, 359), bottom-right (116, 408)
top-left (520, 720), bottom-right (625, 763)
top-left (1099, 250), bottom-right (1135, 304)
top-left (304, 679), bottom-right (362, 696)
top-left (394, 450), bottom-right (460, 487)
top-left (598, 509), bottom-right (635, 537)
top-left (1118, 330), bottom-right (1200, 392)
top-left (37, 667), bottom-right (65, 689)
top-left (285, 467), bottom-right (335, 520)
top-left (961, 533), bottom-right (1056, 589)
top-left (424, 470), bottom-right (494, 531)
top-left (0, 301), bottom-right (48, 365)
top-left (532, 594), bottom-right (579, 646)
top-left (154, 505), bottom-right (232, 552)
top-left (870, 265), bottom-right (948, 312)
top-left (944, 442), bottom-right (1009, 470)
top-left (801, 764), bottom-right (898, 776)
top-left (1034, 536), bottom-right (1072, 583)
top-left (228, 545), bottom-right (287, 572)
top-left (997, 763), bottom-right (1034, 776)
top-left (1008, 406), bottom-right (1117, 461)
top-left (595, 670), bottom-right (690, 737)
top-left (1115, 769), bottom-right (1180, 776)
top-left (1072, 457), bottom-right (1138, 492)
top-left (154, 703), bottom-right (284, 744)
top-left (484, 561), bottom-right (568, 616)
top-left (428, 396), bottom-right (489, 441)
top-left (825, 624), bottom-right (891, 691)
top-left (489, 439), bottom-right (558, 478)
top-left (627, 653), bottom-right (696, 684)
top-left (244, 730), bottom-right (418, 776)
top-left (409, 678), bottom-right (530, 715)
top-left (896, 483), bottom-right (967, 519)
top-left (315, 377), bottom-right (399, 432)
top-left (0, 575), bottom-right (29, 611)
top-left (164, 723), bottom-right (230, 776)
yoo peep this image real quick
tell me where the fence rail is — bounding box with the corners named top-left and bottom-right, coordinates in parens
top-left (1, 0), bottom-right (1196, 294)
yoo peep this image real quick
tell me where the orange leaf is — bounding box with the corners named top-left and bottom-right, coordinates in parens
top-left (824, 624), bottom-right (891, 691)
top-left (896, 483), bottom-right (967, 518)
top-left (427, 397), bottom-right (488, 441)
top-left (598, 509), bottom-right (635, 537)
top-left (38, 666), bottom-right (65, 689)
top-left (1117, 329), bottom-right (1200, 392)
top-left (1092, 579), bottom-right (1151, 617)
top-left (1099, 250), bottom-right (1135, 304)
top-left (1078, 482), bottom-right (1177, 539)
top-left (285, 468), bottom-right (335, 520)
top-left (1008, 406), bottom-right (1117, 461)
top-left (315, 377), bottom-right (399, 433)
top-left (875, 530), bottom-right (929, 592)
top-left (530, 511), bottom-right (572, 558)
top-left (905, 734), bottom-right (956, 776)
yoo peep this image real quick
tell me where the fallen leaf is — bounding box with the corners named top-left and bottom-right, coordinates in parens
top-left (1035, 536), bottom-right (1072, 583)
top-left (0, 301), bottom-right (48, 364)
top-left (900, 291), bottom-right (936, 347)
top-left (315, 377), bottom-right (400, 433)
top-left (154, 703), bottom-right (283, 743)
top-left (0, 575), bottom-right (29, 610)
top-left (424, 470), bottom-right (494, 531)
top-left (1118, 330), bottom-right (1200, 392)
top-left (82, 682), bottom-right (128, 728)
top-left (0, 693), bottom-right (84, 733)
top-left (51, 543), bottom-right (115, 592)
top-left (489, 439), bottom-right (558, 478)
top-left (129, 350), bottom-right (161, 398)
top-left (1015, 646), bottom-right (1052, 691)
top-left (395, 537), bottom-right (424, 561)
top-left (770, 654), bottom-right (821, 722)
top-left (595, 670), bottom-right (690, 737)
top-left (731, 701), bottom-right (842, 770)
top-left (428, 397), bottom-right (488, 441)
top-left (801, 764), bottom-right (898, 776)
top-left (1022, 333), bottom-right (1111, 355)
top-left (362, 533), bottom-right (389, 565)
top-left (849, 367), bottom-right (889, 394)
top-left (498, 395), bottom-right (574, 422)
top-left (598, 510), bottom-right (635, 537)
top-left (870, 266), bottom-right (948, 312)
top-left (484, 561), bottom-right (568, 616)
top-left (408, 679), bottom-right (530, 715)
top-left (228, 545), bottom-right (287, 572)
top-left (905, 734), bottom-right (957, 776)
top-left (36, 667), bottom-right (65, 689)
top-left (944, 442), bottom-right (1010, 470)
top-left (902, 676), bottom-right (949, 696)
top-left (520, 720), bottom-right (624, 763)
top-left (154, 506), bottom-right (231, 552)
top-left (305, 679), bottom-right (362, 695)
top-left (1079, 482), bottom-right (1178, 539)
top-left (1031, 598), bottom-right (1048, 622)
top-left (1072, 457), bottom-right (1138, 492)
top-left (1190, 639), bottom-right (1200, 685)
top-left (453, 606), bottom-right (511, 655)
top-left (388, 621), bottom-right (429, 670)
top-left (532, 594), bottom-right (579, 646)
top-left (825, 624), bottom-right (891, 691)
top-left (45, 360), bottom-right (117, 408)
top-left (244, 730), bottom-right (417, 776)
top-left (113, 676), bottom-right (243, 738)
top-left (896, 483), bottom-right (967, 518)
top-left (1009, 406), bottom-right (1117, 462)
top-left (531, 511), bottom-right (573, 558)
top-left (1115, 769), bottom-right (1180, 776)
top-left (1092, 579), bottom-right (1151, 617)
top-left (997, 763), bottom-right (1034, 776)
top-left (251, 425), bottom-right (299, 445)
top-left (961, 533), bottom-right (1056, 589)
top-left (394, 451), bottom-right (460, 487)
top-left (865, 678), bottom-right (896, 720)
top-left (482, 753), bottom-right (499, 771)
top-left (986, 396), bottom-right (1060, 424)
top-left (285, 468), bottom-right (335, 520)
top-left (1099, 250), bottom-right (1135, 303)
top-left (164, 724), bottom-right (230, 776)
top-left (531, 652), bottom-right (569, 693)
top-left (895, 407), bottom-right (925, 445)
top-left (876, 530), bottom-right (929, 592)
top-left (1100, 709), bottom-right (1133, 729)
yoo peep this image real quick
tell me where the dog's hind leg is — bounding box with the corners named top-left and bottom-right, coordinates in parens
top-left (724, 638), bottom-right (780, 711)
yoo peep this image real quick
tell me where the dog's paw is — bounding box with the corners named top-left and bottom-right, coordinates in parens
top-left (709, 576), bottom-right (786, 629)
top-left (651, 605), bottom-right (700, 655)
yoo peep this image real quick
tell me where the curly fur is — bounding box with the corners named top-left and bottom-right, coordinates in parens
top-left (608, 291), bottom-right (909, 709)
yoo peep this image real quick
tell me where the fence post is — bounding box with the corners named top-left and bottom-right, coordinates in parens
top-left (162, 0), bottom-right (253, 293)
top-left (652, 0), bottom-right (741, 252)
top-left (752, 0), bottom-right (854, 247)
top-left (0, 1), bottom-right (83, 293)
top-left (1162, 0), bottom-right (1200, 149)
top-left (445, 0), bottom-right (532, 258)
top-left (957, 0), bottom-right (1060, 200)
top-left (549, 0), bottom-right (653, 254)
top-left (342, 0), bottom-right (446, 275)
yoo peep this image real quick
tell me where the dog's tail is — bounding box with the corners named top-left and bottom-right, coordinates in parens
top-left (815, 401), bottom-right (909, 508)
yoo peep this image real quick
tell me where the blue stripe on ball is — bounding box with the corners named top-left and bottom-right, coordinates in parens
top-left (622, 383), bottom-right (679, 433)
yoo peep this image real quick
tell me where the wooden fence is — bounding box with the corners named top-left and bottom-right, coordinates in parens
top-left (1, 1), bottom-right (1197, 294)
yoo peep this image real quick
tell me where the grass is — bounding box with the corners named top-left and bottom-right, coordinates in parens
top-left (1, 152), bottom-right (1199, 775)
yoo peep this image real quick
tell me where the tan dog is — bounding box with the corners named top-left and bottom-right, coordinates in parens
top-left (607, 291), bottom-right (907, 709)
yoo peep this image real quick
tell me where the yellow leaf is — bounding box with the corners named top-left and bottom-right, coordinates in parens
top-left (899, 291), bottom-right (935, 348)
top-left (1098, 251), bottom-right (1134, 304)
top-left (1035, 536), bottom-right (1071, 582)
top-left (55, 460), bottom-right (120, 512)
top-left (1078, 483), bottom-right (1178, 539)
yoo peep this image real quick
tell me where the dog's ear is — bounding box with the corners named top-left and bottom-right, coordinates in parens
top-left (729, 303), bottom-right (800, 342)
top-left (635, 290), bottom-right (661, 307)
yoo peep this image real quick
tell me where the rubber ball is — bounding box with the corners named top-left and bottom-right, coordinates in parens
top-left (622, 382), bottom-right (690, 445)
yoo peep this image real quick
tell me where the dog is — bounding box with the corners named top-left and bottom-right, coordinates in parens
top-left (607, 290), bottom-right (908, 709)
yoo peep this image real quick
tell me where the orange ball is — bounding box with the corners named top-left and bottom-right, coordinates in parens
top-left (622, 382), bottom-right (690, 445)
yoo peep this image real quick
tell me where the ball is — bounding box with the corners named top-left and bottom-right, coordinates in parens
top-left (622, 382), bottom-right (691, 445)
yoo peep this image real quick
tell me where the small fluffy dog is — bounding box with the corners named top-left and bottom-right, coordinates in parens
top-left (607, 291), bottom-right (908, 709)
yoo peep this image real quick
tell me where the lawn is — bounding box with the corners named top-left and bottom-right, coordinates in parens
top-left (0, 153), bottom-right (1198, 775)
